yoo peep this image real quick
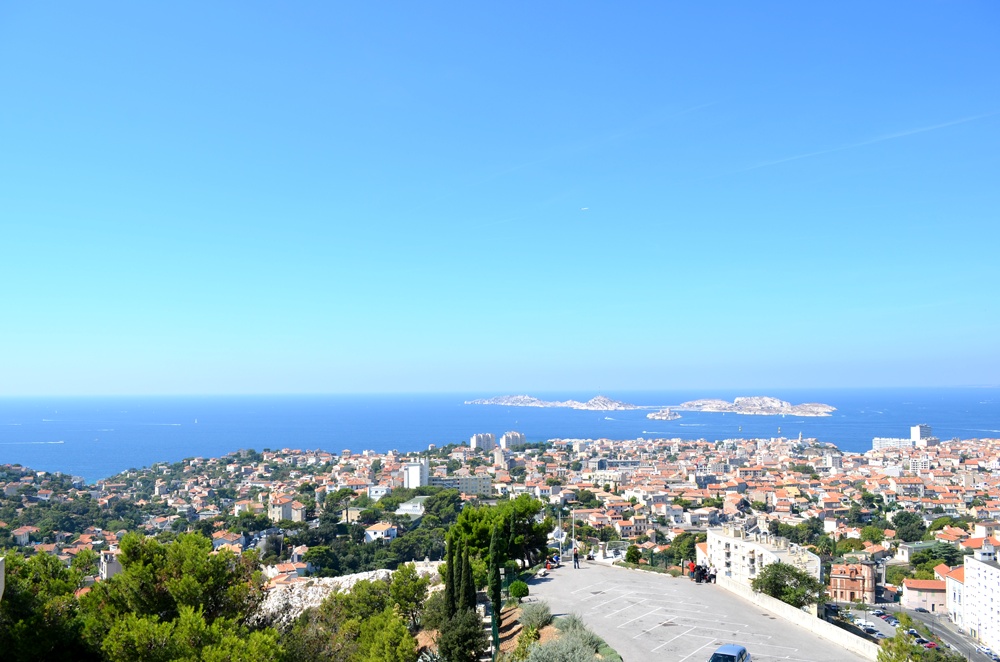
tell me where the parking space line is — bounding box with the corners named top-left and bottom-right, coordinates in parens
top-left (572, 580), bottom-right (613, 595)
top-left (649, 624), bottom-right (693, 650)
top-left (588, 592), bottom-right (634, 611)
top-left (633, 616), bottom-right (676, 639)
top-left (617, 607), bottom-right (661, 628)
top-left (677, 639), bottom-right (718, 662)
top-left (603, 598), bottom-right (647, 617)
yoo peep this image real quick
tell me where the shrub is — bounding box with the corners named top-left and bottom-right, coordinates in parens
top-left (519, 602), bottom-right (552, 631)
top-left (554, 614), bottom-right (603, 651)
top-left (506, 625), bottom-right (538, 662)
top-left (510, 580), bottom-right (529, 603)
top-left (524, 634), bottom-right (599, 662)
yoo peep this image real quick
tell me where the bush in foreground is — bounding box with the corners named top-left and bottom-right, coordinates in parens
top-left (519, 602), bottom-right (552, 631)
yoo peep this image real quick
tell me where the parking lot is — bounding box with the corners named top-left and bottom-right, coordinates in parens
top-left (528, 562), bottom-right (869, 662)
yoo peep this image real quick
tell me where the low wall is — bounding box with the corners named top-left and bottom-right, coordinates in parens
top-left (716, 576), bottom-right (880, 661)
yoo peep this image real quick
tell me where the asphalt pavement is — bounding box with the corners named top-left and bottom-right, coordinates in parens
top-left (526, 560), bottom-right (870, 662)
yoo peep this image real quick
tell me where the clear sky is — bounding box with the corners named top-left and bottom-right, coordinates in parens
top-left (1, 2), bottom-right (998, 395)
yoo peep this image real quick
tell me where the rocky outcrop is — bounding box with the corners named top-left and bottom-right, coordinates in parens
top-left (465, 395), bottom-right (638, 411)
top-left (676, 396), bottom-right (835, 417)
top-left (254, 562), bottom-right (442, 629)
top-left (646, 408), bottom-right (680, 421)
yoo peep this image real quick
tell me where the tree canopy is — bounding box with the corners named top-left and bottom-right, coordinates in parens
top-left (751, 562), bottom-right (826, 609)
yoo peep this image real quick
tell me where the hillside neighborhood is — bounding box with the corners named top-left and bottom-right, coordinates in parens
top-left (3, 425), bottom-right (1000, 655)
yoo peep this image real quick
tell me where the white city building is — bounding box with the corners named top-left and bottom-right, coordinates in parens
top-left (403, 459), bottom-right (429, 489)
top-left (470, 433), bottom-right (496, 451)
top-left (964, 542), bottom-right (1000, 650)
top-left (499, 431), bottom-right (526, 449)
top-left (946, 566), bottom-right (965, 632)
top-left (706, 525), bottom-right (822, 587)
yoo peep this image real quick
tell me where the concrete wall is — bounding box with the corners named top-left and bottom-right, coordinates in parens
top-left (716, 576), bottom-right (881, 661)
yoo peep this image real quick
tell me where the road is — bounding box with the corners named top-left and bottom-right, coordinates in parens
top-left (885, 606), bottom-right (978, 661)
top-left (527, 561), bottom-right (869, 662)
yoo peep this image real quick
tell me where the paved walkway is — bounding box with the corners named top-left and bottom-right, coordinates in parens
top-left (527, 562), bottom-right (870, 662)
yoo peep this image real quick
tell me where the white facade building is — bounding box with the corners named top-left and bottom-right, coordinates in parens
top-left (403, 459), bottom-right (429, 489)
top-left (706, 525), bottom-right (822, 588)
top-left (470, 433), bottom-right (496, 451)
top-left (911, 424), bottom-right (932, 441)
top-left (946, 566), bottom-right (965, 633)
top-left (964, 542), bottom-right (1000, 650)
top-left (499, 431), bottom-right (526, 449)
top-left (872, 437), bottom-right (914, 451)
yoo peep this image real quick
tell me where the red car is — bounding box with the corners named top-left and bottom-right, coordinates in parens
top-left (923, 642), bottom-right (938, 649)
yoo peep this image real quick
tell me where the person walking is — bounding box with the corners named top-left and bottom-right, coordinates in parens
top-left (573, 548), bottom-right (580, 569)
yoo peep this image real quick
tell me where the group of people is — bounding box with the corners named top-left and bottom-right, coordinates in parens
top-left (687, 561), bottom-right (717, 584)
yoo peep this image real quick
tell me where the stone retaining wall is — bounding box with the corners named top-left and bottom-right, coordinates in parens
top-left (716, 576), bottom-right (881, 661)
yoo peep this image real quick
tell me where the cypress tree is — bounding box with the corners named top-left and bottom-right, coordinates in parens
top-left (462, 545), bottom-right (476, 611)
top-left (456, 538), bottom-right (469, 611)
top-left (488, 522), bottom-right (502, 612)
top-left (444, 533), bottom-right (456, 618)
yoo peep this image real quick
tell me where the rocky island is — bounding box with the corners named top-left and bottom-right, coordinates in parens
top-left (676, 396), bottom-right (835, 417)
top-left (646, 408), bottom-right (681, 421)
top-left (465, 394), bottom-right (639, 411)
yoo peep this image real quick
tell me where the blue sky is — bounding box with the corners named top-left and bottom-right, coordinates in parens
top-left (1, 2), bottom-right (998, 395)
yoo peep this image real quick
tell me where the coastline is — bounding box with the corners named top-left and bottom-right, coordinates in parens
top-left (1, 388), bottom-right (998, 483)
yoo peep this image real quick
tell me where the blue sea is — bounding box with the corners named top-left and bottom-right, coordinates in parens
top-left (1, 389), bottom-right (998, 484)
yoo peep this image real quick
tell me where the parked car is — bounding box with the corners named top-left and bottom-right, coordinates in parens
top-left (874, 633), bottom-right (888, 640)
top-left (863, 627), bottom-right (878, 635)
top-left (924, 642), bottom-right (938, 649)
top-left (872, 609), bottom-right (885, 616)
top-left (709, 644), bottom-right (752, 662)
top-left (915, 607), bottom-right (930, 613)
top-left (907, 629), bottom-right (920, 637)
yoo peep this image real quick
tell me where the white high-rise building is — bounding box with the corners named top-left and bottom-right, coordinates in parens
top-left (470, 433), bottom-right (496, 451)
top-left (964, 541), bottom-right (1000, 650)
top-left (911, 424), bottom-right (932, 441)
top-left (499, 431), bottom-right (526, 449)
top-left (403, 459), bottom-right (429, 489)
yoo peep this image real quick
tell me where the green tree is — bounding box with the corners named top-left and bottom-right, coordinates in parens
top-left (0, 551), bottom-right (91, 661)
top-left (71, 547), bottom-right (100, 577)
top-left (389, 563), bottom-right (429, 630)
top-left (78, 532), bottom-right (266, 650)
top-left (877, 624), bottom-right (917, 662)
top-left (860, 526), bottom-right (885, 544)
top-left (892, 511), bottom-right (927, 543)
top-left (625, 545), bottom-right (641, 564)
top-left (510, 580), bottom-right (529, 603)
top-left (444, 533), bottom-right (457, 619)
top-left (353, 608), bottom-right (417, 662)
top-left (101, 606), bottom-right (282, 662)
top-left (751, 562), bottom-right (826, 609)
top-left (437, 607), bottom-right (488, 662)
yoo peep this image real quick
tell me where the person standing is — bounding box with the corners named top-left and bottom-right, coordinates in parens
top-left (573, 548), bottom-right (580, 569)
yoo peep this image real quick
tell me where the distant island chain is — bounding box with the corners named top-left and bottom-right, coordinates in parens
top-left (465, 394), bottom-right (836, 418)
